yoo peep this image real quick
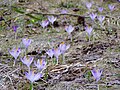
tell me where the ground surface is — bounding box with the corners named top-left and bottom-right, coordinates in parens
top-left (0, 0), bottom-right (120, 90)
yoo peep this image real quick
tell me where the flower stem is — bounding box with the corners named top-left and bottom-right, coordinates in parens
top-left (62, 54), bottom-right (65, 64)
top-left (97, 84), bottom-right (99, 90)
top-left (28, 67), bottom-right (30, 73)
top-left (44, 67), bottom-right (48, 80)
top-left (30, 83), bottom-right (33, 90)
top-left (15, 32), bottom-right (17, 41)
top-left (25, 48), bottom-right (28, 56)
top-left (13, 59), bottom-right (16, 67)
top-left (56, 58), bottom-right (59, 65)
top-left (88, 36), bottom-right (91, 42)
top-left (70, 35), bottom-right (73, 42)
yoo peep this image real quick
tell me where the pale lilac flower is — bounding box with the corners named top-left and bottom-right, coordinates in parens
top-left (98, 7), bottom-right (103, 13)
top-left (22, 38), bottom-right (32, 48)
top-left (53, 48), bottom-right (61, 64)
top-left (65, 25), bottom-right (74, 35)
top-left (85, 26), bottom-right (93, 36)
top-left (97, 15), bottom-right (105, 24)
top-left (46, 49), bottom-right (54, 58)
top-left (9, 47), bottom-right (21, 59)
top-left (118, 0), bottom-right (120, 2)
top-left (61, 10), bottom-right (68, 14)
top-left (108, 4), bottom-right (115, 11)
top-left (86, 2), bottom-right (92, 10)
top-left (59, 42), bottom-right (70, 54)
top-left (25, 71), bottom-right (42, 83)
top-left (91, 68), bottom-right (103, 82)
top-left (89, 13), bottom-right (97, 21)
top-left (40, 20), bottom-right (49, 28)
top-left (12, 26), bottom-right (18, 32)
top-left (48, 16), bottom-right (57, 24)
top-left (34, 59), bottom-right (47, 70)
top-left (21, 56), bottom-right (34, 68)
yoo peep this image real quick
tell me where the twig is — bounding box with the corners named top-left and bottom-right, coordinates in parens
top-left (0, 63), bottom-right (11, 68)
top-left (32, 12), bottom-right (89, 17)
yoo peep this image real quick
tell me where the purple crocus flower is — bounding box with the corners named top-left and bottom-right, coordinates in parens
top-left (40, 20), bottom-right (49, 28)
top-left (12, 26), bottom-right (18, 32)
top-left (9, 47), bottom-right (21, 60)
top-left (53, 48), bottom-right (61, 64)
top-left (89, 13), bottom-right (97, 21)
top-left (61, 10), bottom-right (68, 14)
top-left (25, 71), bottom-right (42, 83)
top-left (85, 26), bottom-right (93, 36)
top-left (46, 49), bottom-right (54, 58)
top-left (98, 7), bottom-right (103, 13)
top-left (34, 59), bottom-right (47, 70)
top-left (97, 15), bottom-right (105, 24)
top-left (86, 2), bottom-right (92, 10)
top-left (22, 38), bottom-right (32, 48)
top-left (65, 25), bottom-right (74, 35)
top-left (108, 4), bottom-right (115, 11)
top-left (21, 56), bottom-right (34, 68)
top-left (59, 42), bottom-right (70, 54)
top-left (91, 68), bottom-right (103, 82)
top-left (48, 16), bottom-right (57, 24)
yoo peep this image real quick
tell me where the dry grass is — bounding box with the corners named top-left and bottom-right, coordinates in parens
top-left (0, 0), bottom-right (120, 90)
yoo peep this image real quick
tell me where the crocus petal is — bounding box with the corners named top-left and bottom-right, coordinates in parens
top-left (97, 15), bottom-right (105, 23)
top-left (40, 20), bottom-right (49, 28)
top-left (53, 48), bottom-right (61, 59)
top-left (25, 71), bottom-right (34, 83)
top-left (34, 59), bottom-right (47, 70)
top-left (91, 68), bottom-right (103, 82)
top-left (98, 7), bottom-right (103, 12)
top-left (9, 47), bottom-right (21, 59)
top-left (34, 73), bottom-right (42, 81)
top-left (108, 4), bottom-right (115, 11)
top-left (59, 43), bottom-right (70, 54)
top-left (48, 16), bottom-right (57, 24)
top-left (85, 26), bottom-right (93, 36)
top-left (66, 44), bottom-right (70, 50)
top-left (22, 38), bottom-right (32, 48)
top-left (21, 56), bottom-right (34, 67)
top-left (86, 2), bottom-right (92, 9)
top-left (25, 71), bottom-right (42, 83)
top-left (12, 26), bottom-right (18, 32)
top-left (89, 13), bottom-right (97, 21)
top-left (61, 10), bottom-right (68, 14)
top-left (65, 25), bottom-right (74, 35)
top-left (46, 49), bottom-right (54, 58)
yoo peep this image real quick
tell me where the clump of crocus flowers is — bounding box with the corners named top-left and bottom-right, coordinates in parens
top-left (25, 71), bottom-right (43, 90)
top-left (46, 42), bottom-right (70, 64)
top-left (22, 56), bottom-right (47, 90)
